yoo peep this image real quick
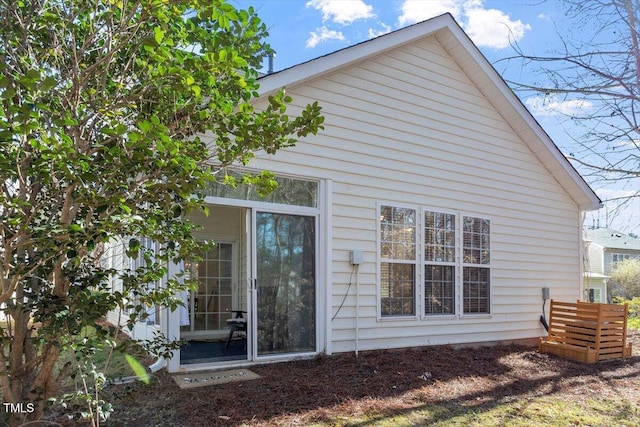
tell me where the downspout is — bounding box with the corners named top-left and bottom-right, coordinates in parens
top-left (148, 357), bottom-right (167, 372)
top-left (110, 358), bottom-right (166, 385)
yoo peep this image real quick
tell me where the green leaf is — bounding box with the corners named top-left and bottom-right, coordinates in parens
top-left (124, 354), bottom-right (150, 384)
top-left (68, 224), bottom-right (82, 233)
top-left (40, 76), bottom-right (57, 91)
top-left (154, 27), bottom-right (165, 45)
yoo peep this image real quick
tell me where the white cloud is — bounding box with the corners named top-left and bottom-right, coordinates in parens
top-left (537, 13), bottom-right (552, 21)
top-left (397, 0), bottom-right (530, 49)
top-left (596, 188), bottom-right (638, 201)
top-left (525, 95), bottom-right (593, 117)
top-left (368, 23), bottom-right (392, 38)
top-left (306, 26), bottom-right (346, 48)
top-left (464, 5), bottom-right (531, 49)
top-left (398, 0), bottom-right (462, 27)
top-left (305, 0), bottom-right (375, 25)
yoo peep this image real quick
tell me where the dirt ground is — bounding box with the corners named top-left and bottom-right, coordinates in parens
top-left (90, 330), bottom-right (640, 427)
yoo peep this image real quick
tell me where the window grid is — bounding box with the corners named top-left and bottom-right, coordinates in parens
top-left (424, 265), bottom-right (455, 315)
top-left (379, 207), bottom-right (491, 318)
top-left (424, 211), bottom-right (456, 315)
top-left (380, 205), bottom-right (416, 317)
top-left (381, 263), bottom-right (415, 316)
top-left (425, 211), bottom-right (456, 263)
top-left (193, 244), bottom-right (233, 332)
top-left (380, 206), bottom-right (416, 260)
top-left (463, 266), bottom-right (490, 314)
top-left (463, 217), bottom-right (490, 265)
top-left (462, 216), bottom-right (490, 314)
top-left (612, 253), bottom-right (631, 263)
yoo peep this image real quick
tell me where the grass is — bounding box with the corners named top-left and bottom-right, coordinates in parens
top-left (295, 397), bottom-right (640, 427)
top-left (314, 325), bottom-right (640, 427)
top-left (286, 329), bottom-right (640, 427)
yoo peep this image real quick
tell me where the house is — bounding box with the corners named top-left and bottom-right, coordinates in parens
top-left (112, 13), bottom-right (602, 373)
top-left (584, 227), bottom-right (640, 302)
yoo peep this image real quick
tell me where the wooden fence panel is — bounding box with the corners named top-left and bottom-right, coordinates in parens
top-left (539, 299), bottom-right (632, 364)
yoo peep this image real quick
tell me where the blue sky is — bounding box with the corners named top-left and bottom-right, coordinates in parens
top-left (232, 0), bottom-right (640, 235)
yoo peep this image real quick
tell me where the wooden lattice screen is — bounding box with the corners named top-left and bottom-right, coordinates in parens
top-left (539, 299), bottom-right (632, 364)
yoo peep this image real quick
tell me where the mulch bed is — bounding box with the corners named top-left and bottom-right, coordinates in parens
top-left (99, 331), bottom-right (640, 427)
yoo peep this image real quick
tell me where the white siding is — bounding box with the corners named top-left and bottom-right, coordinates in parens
top-left (219, 35), bottom-right (583, 353)
top-left (587, 242), bottom-right (605, 275)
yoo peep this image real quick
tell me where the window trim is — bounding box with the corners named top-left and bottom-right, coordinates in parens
top-left (376, 202), bottom-right (419, 320)
top-left (611, 253), bottom-right (631, 264)
top-left (460, 214), bottom-right (492, 316)
top-left (423, 208), bottom-right (458, 317)
top-left (376, 203), bottom-right (493, 321)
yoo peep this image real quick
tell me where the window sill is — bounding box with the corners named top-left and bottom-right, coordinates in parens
top-left (459, 313), bottom-right (493, 320)
top-left (377, 314), bottom-right (419, 322)
top-left (420, 314), bottom-right (458, 321)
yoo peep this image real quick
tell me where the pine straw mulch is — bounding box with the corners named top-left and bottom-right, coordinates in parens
top-left (98, 331), bottom-right (640, 427)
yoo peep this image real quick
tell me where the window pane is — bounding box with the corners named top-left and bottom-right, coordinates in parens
top-left (256, 212), bottom-right (316, 355)
top-left (380, 263), bottom-right (415, 316)
top-left (463, 216), bottom-right (490, 265)
top-left (463, 267), bottom-right (490, 314)
top-left (425, 211), bottom-right (456, 262)
top-left (186, 243), bottom-right (234, 332)
top-left (205, 170), bottom-right (318, 207)
top-left (424, 265), bottom-right (455, 315)
top-left (380, 206), bottom-right (416, 261)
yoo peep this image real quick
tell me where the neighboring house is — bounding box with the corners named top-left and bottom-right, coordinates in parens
top-left (584, 227), bottom-right (640, 302)
top-left (112, 13), bottom-right (602, 373)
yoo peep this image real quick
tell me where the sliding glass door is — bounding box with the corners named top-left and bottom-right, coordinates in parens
top-left (254, 212), bottom-right (316, 356)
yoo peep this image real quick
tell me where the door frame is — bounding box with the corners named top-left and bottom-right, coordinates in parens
top-left (169, 175), bottom-right (330, 372)
top-left (250, 208), bottom-right (320, 362)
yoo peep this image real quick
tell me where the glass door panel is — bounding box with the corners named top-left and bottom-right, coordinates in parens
top-left (255, 212), bottom-right (316, 356)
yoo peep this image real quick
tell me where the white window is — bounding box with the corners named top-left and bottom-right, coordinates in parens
top-left (379, 205), bottom-right (416, 317)
top-left (424, 212), bottom-right (456, 315)
top-left (612, 253), bottom-right (630, 263)
top-left (379, 206), bottom-right (491, 318)
top-left (589, 288), bottom-right (602, 303)
top-left (462, 216), bottom-right (491, 314)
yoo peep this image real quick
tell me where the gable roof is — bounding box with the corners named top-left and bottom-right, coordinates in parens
top-left (257, 13), bottom-right (602, 211)
top-left (585, 228), bottom-right (640, 251)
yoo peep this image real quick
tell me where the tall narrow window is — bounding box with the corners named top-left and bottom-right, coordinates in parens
top-left (380, 206), bottom-right (416, 317)
top-left (424, 211), bottom-right (456, 315)
top-left (462, 217), bottom-right (490, 314)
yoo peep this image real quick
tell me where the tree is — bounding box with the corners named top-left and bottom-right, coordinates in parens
top-left (0, 0), bottom-right (323, 424)
top-left (608, 258), bottom-right (640, 299)
top-left (499, 0), bottom-right (639, 227)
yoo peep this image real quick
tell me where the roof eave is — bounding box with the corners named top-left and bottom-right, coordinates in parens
top-left (257, 13), bottom-right (602, 212)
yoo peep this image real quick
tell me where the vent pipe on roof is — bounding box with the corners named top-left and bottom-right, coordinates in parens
top-left (268, 53), bottom-right (275, 74)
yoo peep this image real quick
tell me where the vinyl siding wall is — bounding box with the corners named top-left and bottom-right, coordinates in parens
top-left (587, 242), bottom-right (605, 274)
top-left (242, 35), bottom-right (582, 353)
